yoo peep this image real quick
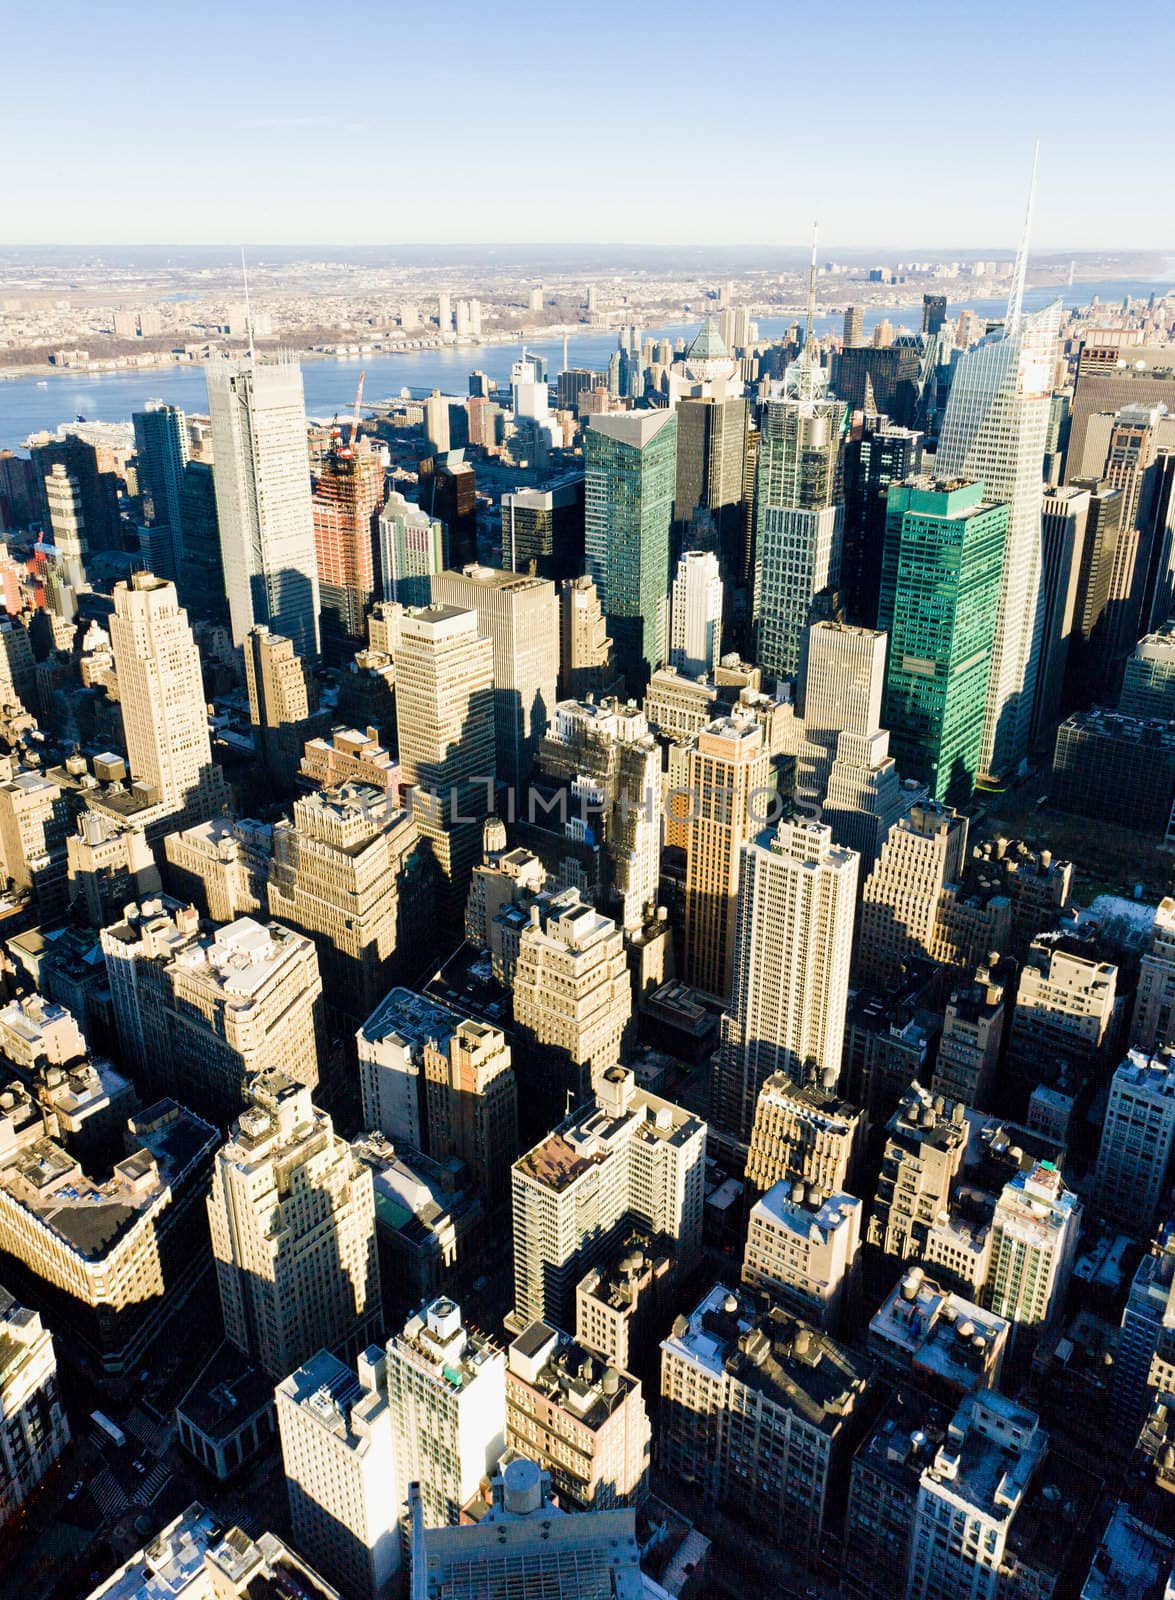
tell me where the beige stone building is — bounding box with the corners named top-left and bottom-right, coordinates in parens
top-left (163, 817), bottom-right (270, 922)
top-left (66, 811), bottom-right (161, 928)
top-left (857, 801), bottom-right (1011, 987)
top-left (742, 1180), bottom-right (862, 1333)
top-left (431, 564), bottom-right (558, 792)
top-left (395, 604), bottom-right (495, 911)
top-left (867, 1082), bottom-right (968, 1261)
top-left (208, 1070), bottom-right (380, 1379)
top-left (512, 889), bottom-right (632, 1107)
top-left (683, 714), bottom-right (770, 1001)
top-left (0, 1094), bottom-right (218, 1380)
top-left (244, 624), bottom-right (329, 788)
top-left (102, 899), bottom-right (322, 1121)
top-left (558, 575), bottom-right (614, 700)
top-left (109, 572), bottom-right (229, 822)
top-left (267, 782), bottom-right (422, 1021)
top-left (505, 1321), bottom-right (651, 1510)
top-left (511, 1067), bottom-right (705, 1332)
top-left (745, 1068), bottom-right (863, 1199)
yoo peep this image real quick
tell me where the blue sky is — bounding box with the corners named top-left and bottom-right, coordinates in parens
top-left (5, 0), bottom-right (1173, 250)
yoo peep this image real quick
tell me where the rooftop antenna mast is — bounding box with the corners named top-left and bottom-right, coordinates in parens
top-left (787, 220), bottom-right (823, 402)
top-left (241, 246), bottom-right (256, 364)
top-left (1005, 141), bottom-right (1039, 336)
top-left (803, 219), bottom-right (819, 352)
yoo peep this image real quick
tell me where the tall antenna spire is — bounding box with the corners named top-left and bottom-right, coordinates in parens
top-left (1005, 142), bottom-right (1039, 336)
top-left (804, 219), bottom-right (819, 350)
top-left (241, 246), bottom-right (256, 365)
top-left (786, 221), bottom-right (825, 402)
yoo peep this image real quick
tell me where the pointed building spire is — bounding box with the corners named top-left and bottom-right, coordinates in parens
top-left (787, 221), bottom-right (825, 402)
top-left (1005, 142), bottom-right (1039, 336)
top-left (804, 219), bottom-right (819, 351)
top-left (241, 246), bottom-right (256, 365)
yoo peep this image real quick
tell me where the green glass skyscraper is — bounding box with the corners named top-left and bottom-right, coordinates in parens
top-left (584, 409), bottom-right (677, 694)
top-left (879, 479), bottom-right (1009, 805)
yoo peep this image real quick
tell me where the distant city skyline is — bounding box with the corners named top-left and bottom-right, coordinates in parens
top-left (5, 0), bottom-right (1173, 249)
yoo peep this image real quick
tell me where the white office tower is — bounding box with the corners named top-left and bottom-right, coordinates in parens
top-left (799, 621), bottom-right (887, 804)
top-left (822, 727), bottom-right (916, 879)
top-left (0, 1286), bottom-right (69, 1530)
top-left (108, 572), bottom-right (228, 821)
top-left (934, 201), bottom-right (1061, 778)
top-left (982, 1160), bottom-right (1081, 1341)
top-left (716, 820), bottom-right (858, 1141)
top-left (1093, 1049), bottom-right (1175, 1234)
top-left (1132, 897), bottom-right (1175, 1055)
top-left (206, 352), bottom-right (320, 662)
top-left (907, 1390), bottom-right (1047, 1600)
top-left (512, 891), bottom-right (632, 1102)
top-left (670, 549), bottom-right (724, 678)
top-left (208, 1070), bottom-right (381, 1379)
top-left (386, 1295), bottom-right (505, 1530)
top-left (510, 352), bottom-right (549, 420)
top-left (276, 1347), bottom-right (399, 1600)
top-left (511, 1066), bottom-right (706, 1331)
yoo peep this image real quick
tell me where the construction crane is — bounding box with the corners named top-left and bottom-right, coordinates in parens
top-left (348, 369), bottom-right (366, 452)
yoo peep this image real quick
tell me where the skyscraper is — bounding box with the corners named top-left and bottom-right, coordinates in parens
top-left (843, 305), bottom-right (864, 349)
top-left (1032, 484), bottom-right (1089, 741)
top-left (841, 420), bottom-right (923, 626)
top-left (101, 903), bottom-right (323, 1121)
top-left (206, 352), bottom-right (320, 663)
top-left (670, 549), bottom-right (724, 678)
top-left (1132, 897), bottom-right (1175, 1055)
top-left (312, 438), bottom-right (383, 661)
top-left (394, 604), bottom-right (495, 910)
top-left (267, 783), bottom-right (424, 1024)
top-left (0, 1286), bottom-right (69, 1529)
top-left (276, 1347), bottom-right (398, 1600)
top-left (109, 572), bottom-right (229, 822)
top-left (431, 564), bottom-right (559, 792)
top-left (682, 714), bottom-right (770, 1001)
top-left (378, 490), bottom-right (447, 607)
top-left (208, 1070), bottom-right (380, 1379)
top-left (1092, 1049), bottom-right (1175, 1234)
top-left (855, 800), bottom-right (969, 988)
top-left (799, 620), bottom-right (887, 803)
top-left (42, 463), bottom-right (87, 600)
top-left (922, 294), bottom-right (947, 336)
top-left (511, 890), bottom-right (632, 1111)
top-left (177, 459), bottom-right (229, 626)
top-left (934, 223), bottom-right (1061, 777)
top-left (557, 575), bottom-right (614, 699)
top-left (879, 479), bottom-right (1009, 804)
top-left (244, 625), bottom-right (328, 790)
top-left (983, 1160), bottom-right (1081, 1340)
top-left (753, 329), bottom-right (847, 680)
top-left (510, 1066), bottom-right (705, 1332)
top-left (385, 1296), bottom-right (505, 1530)
top-left (584, 409), bottom-right (677, 694)
top-left (659, 1286), bottom-right (872, 1564)
top-left (133, 400), bottom-right (188, 545)
top-left (715, 820), bottom-right (858, 1140)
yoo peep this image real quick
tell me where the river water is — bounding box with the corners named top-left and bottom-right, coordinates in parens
top-left (1, 279), bottom-right (1169, 452)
